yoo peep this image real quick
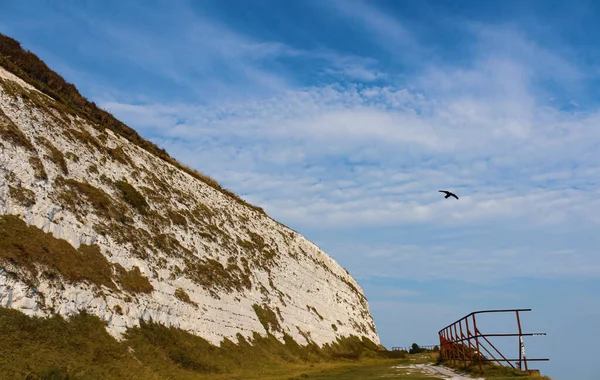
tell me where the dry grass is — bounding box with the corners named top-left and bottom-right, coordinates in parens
top-left (0, 107), bottom-right (35, 152)
top-left (174, 288), bottom-right (197, 306)
top-left (0, 215), bottom-right (154, 294)
top-left (167, 210), bottom-right (188, 226)
top-left (0, 307), bottom-right (160, 380)
top-left (439, 356), bottom-right (553, 379)
top-left (37, 136), bottom-right (68, 174)
top-left (8, 185), bottom-right (35, 207)
top-left (107, 146), bottom-right (131, 165)
top-left (28, 156), bottom-right (47, 180)
top-left (0, 215), bottom-right (115, 288)
top-left (65, 127), bottom-right (103, 151)
top-left (253, 303), bottom-right (282, 334)
top-left (55, 176), bottom-right (118, 220)
top-left (0, 306), bottom-right (400, 380)
top-left (115, 179), bottom-right (148, 215)
top-left (113, 264), bottom-right (154, 294)
top-left (184, 257), bottom-right (252, 294)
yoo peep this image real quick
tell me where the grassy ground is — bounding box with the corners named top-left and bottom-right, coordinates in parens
top-left (0, 306), bottom-right (407, 380)
top-left (440, 358), bottom-right (553, 380)
top-left (0, 306), bottom-right (553, 380)
top-left (306, 354), bottom-right (443, 380)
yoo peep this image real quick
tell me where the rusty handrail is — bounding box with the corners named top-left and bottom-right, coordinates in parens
top-left (438, 309), bottom-right (549, 373)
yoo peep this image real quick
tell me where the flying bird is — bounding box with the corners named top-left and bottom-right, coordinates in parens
top-left (439, 190), bottom-right (459, 200)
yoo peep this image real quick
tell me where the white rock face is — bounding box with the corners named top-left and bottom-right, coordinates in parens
top-left (0, 66), bottom-right (380, 347)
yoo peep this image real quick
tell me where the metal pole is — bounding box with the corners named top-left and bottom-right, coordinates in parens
top-left (446, 329), bottom-right (451, 362)
top-left (516, 311), bottom-right (528, 371)
top-left (472, 314), bottom-right (482, 373)
top-left (451, 326), bottom-right (458, 367)
top-left (465, 317), bottom-right (474, 367)
top-left (453, 323), bottom-right (461, 366)
top-left (516, 311), bottom-right (522, 370)
top-left (458, 320), bottom-right (467, 369)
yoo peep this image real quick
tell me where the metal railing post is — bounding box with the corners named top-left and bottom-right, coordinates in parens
top-left (465, 317), bottom-right (474, 367)
top-left (472, 314), bottom-right (482, 373)
top-left (458, 319), bottom-right (467, 369)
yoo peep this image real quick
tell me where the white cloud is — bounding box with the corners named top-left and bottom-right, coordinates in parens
top-left (92, 5), bottom-right (600, 284)
top-left (100, 64), bottom-right (600, 230)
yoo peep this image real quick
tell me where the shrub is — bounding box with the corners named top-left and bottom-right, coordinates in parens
top-left (253, 303), bottom-right (282, 334)
top-left (167, 210), bottom-right (187, 226)
top-left (37, 136), bottom-right (68, 174)
top-left (409, 343), bottom-right (423, 354)
top-left (55, 177), bottom-right (116, 220)
top-left (113, 264), bottom-right (154, 294)
top-left (174, 288), bottom-right (197, 306)
top-left (29, 156), bottom-right (47, 180)
top-left (107, 146), bottom-right (131, 165)
top-left (8, 185), bottom-right (35, 207)
top-left (115, 180), bottom-right (148, 215)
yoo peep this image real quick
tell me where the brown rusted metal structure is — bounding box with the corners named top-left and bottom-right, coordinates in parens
top-left (438, 309), bottom-right (549, 373)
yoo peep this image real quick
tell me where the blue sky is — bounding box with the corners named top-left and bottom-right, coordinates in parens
top-left (2, 1), bottom-right (600, 378)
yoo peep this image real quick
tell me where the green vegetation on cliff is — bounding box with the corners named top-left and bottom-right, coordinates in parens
top-left (0, 307), bottom-right (399, 380)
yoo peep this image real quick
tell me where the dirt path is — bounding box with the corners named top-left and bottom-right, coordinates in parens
top-left (392, 363), bottom-right (484, 380)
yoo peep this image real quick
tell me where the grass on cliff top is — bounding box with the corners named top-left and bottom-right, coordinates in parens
top-left (0, 306), bottom-right (405, 380)
top-left (0, 32), bottom-right (265, 216)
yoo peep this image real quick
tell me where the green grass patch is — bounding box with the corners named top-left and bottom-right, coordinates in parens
top-left (0, 107), bottom-right (35, 152)
top-left (28, 156), bottom-right (47, 180)
top-left (0, 307), bottom-right (159, 380)
top-left (0, 305), bottom-right (408, 380)
top-left (439, 356), bottom-right (553, 379)
top-left (37, 136), bottom-right (68, 174)
top-left (113, 264), bottom-right (154, 294)
top-left (253, 303), bottom-right (282, 334)
top-left (107, 146), bottom-right (131, 165)
top-left (55, 176), bottom-right (117, 220)
top-left (115, 180), bottom-right (148, 215)
top-left (0, 215), bottom-right (115, 289)
top-left (0, 215), bottom-right (154, 294)
top-left (174, 287), bottom-right (197, 306)
top-left (186, 257), bottom-right (252, 294)
top-left (306, 360), bottom-right (441, 380)
top-left (8, 185), bottom-right (35, 207)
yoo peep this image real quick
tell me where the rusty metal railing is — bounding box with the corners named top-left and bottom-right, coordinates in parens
top-left (438, 309), bottom-right (549, 373)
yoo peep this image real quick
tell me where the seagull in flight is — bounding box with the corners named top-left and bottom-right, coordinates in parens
top-left (439, 190), bottom-right (459, 200)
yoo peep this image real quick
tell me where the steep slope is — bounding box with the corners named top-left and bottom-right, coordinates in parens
top-left (0, 36), bottom-right (380, 347)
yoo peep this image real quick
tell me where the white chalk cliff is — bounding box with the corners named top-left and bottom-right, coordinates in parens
top-left (0, 61), bottom-right (380, 347)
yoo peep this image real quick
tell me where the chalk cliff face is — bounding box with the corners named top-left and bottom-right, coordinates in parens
top-left (0, 45), bottom-right (379, 347)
